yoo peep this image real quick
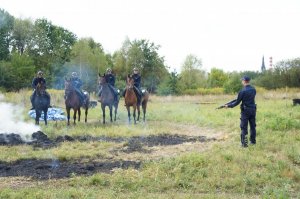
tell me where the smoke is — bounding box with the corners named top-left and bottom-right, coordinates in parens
top-left (0, 93), bottom-right (40, 140)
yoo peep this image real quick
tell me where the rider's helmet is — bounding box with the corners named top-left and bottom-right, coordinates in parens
top-left (37, 71), bottom-right (43, 76)
top-left (72, 72), bottom-right (78, 78)
top-left (106, 68), bottom-right (112, 74)
top-left (133, 67), bottom-right (139, 74)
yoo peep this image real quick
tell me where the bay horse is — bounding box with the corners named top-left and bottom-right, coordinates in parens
top-left (124, 75), bottom-right (149, 124)
top-left (33, 82), bottom-right (50, 125)
top-left (98, 74), bottom-right (119, 124)
top-left (64, 78), bottom-right (90, 125)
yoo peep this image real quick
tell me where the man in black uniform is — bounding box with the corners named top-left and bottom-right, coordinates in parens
top-left (70, 72), bottom-right (85, 104)
top-left (30, 71), bottom-right (50, 110)
top-left (225, 75), bottom-right (257, 147)
top-left (131, 67), bottom-right (142, 105)
top-left (98, 68), bottom-right (118, 101)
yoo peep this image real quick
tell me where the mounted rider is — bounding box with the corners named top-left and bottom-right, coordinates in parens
top-left (70, 72), bottom-right (85, 105)
top-left (30, 71), bottom-right (51, 110)
top-left (98, 68), bottom-right (119, 101)
top-left (122, 67), bottom-right (143, 105)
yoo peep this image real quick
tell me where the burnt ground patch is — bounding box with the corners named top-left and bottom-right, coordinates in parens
top-left (0, 158), bottom-right (141, 180)
top-left (0, 131), bottom-right (216, 149)
top-left (0, 131), bottom-right (217, 179)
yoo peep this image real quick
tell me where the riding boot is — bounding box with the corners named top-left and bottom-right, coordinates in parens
top-left (241, 134), bottom-right (248, 148)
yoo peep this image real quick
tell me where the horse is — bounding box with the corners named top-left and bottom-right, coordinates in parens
top-left (33, 82), bottom-right (50, 125)
top-left (124, 75), bottom-right (149, 124)
top-left (64, 78), bottom-right (90, 125)
top-left (98, 74), bottom-right (119, 124)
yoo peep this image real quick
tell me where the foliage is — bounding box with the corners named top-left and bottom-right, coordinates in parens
top-left (207, 68), bottom-right (228, 88)
top-left (179, 54), bottom-right (206, 90)
top-left (65, 38), bottom-right (107, 91)
top-left (0, 9), bottom-right (14, 61)
top-left (223, 72), bottom-right (243, 94)
top-left (255, 58), bottom-right (300, 89)
top-left (157, 71), bottom-right (180, 95)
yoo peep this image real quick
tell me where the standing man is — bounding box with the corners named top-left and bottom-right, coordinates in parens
top-left (225, 76), bottom-right (257, 147)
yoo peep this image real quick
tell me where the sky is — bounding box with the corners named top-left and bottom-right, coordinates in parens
top-left (1, 0), bottom-right (300, 72)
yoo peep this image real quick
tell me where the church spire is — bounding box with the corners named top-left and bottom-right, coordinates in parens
top-left (261, 56), bottom-right (266, 72)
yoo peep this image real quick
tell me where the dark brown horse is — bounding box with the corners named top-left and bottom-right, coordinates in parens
top-left (64, 78), bottom-right (90, 125)
top-left (98, 74), bottom-right (119, 124)
top-left (33, 82), bottom-right (50, 125)
top-left (124, 75), bottom-right (149, 124)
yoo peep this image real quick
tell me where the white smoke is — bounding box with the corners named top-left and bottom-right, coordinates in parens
top-left (0, 93), bottom-right (40, 140)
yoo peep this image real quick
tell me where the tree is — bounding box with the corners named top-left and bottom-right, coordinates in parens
top-left (66, 38), bottom-right (107, 91)
top-left (11, 18), bottom-right (33, 55)
top-left (207, 68), bottom-right (228, 88)
top-left (223, 72), bottom-right (243, 94)
top-left (113, 38), bottom-right (169, 93)
top-left (28, 18), bottom-right (77, 87)
top-left (179, 54), bottom-right (206, 89)
top-left (0, 9), bottom-right (14, 61)
top-left (157, 70), bottom-right (180, 95)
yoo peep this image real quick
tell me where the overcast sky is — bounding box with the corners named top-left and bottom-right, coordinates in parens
top-left (1, 0), bottom-right (300, 72)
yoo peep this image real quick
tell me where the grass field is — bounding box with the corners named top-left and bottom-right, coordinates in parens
top-left (0, 89), bottom-right (299, 198)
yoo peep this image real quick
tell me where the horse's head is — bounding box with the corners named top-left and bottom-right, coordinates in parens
top-left (98, 73), bottom-right (107, 87)
top-left (64, 78), bottom-right (74, 96)
top-left (36, 82), bottom-right (46, 96)
top-left (126, 74), bottom-right (134, 90)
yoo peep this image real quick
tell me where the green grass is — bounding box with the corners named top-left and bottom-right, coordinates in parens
top-left (0, 90), bottom-right (299, 198)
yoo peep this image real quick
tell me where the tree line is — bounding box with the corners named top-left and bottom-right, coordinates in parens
top-left (0, 9), bottom-right (299, 95)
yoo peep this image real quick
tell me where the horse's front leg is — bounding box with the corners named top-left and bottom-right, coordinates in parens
top-left (137, 105), bottom-right (141, 121)
top-left (114, 104), bottom-right (118, 121)
top-left (142, 103), bottom-right (147, 122)
top-left (35, 110), bottom-right (40, 125)
top-left (66, 107), bottom-right (71, 125)
top-left (126, 106), bottom-right (131, 123)
top-left (44, 109), bottom-right (48, 125)
top-left (85, 107), bottom-right (88, 123)
top-left (109, 105), bottom-right (113, 122)
top-left (133, 105), bottom-right (137, 124)
top-left (73, 109), bottom-right (77, 125)
top-left (102, 104), bottom-right (106, 124)
top-left (78, 108), bottom-right (81, 122)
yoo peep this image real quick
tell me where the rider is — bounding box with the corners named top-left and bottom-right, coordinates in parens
top-left (70, 72), bottom-right (85, 104)
top-left (98, 68), bottom-right (119, 101)
top-left (123, 67), bottom-right (142, 105)
top-left (30, 71), bottom-right (50, 110)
